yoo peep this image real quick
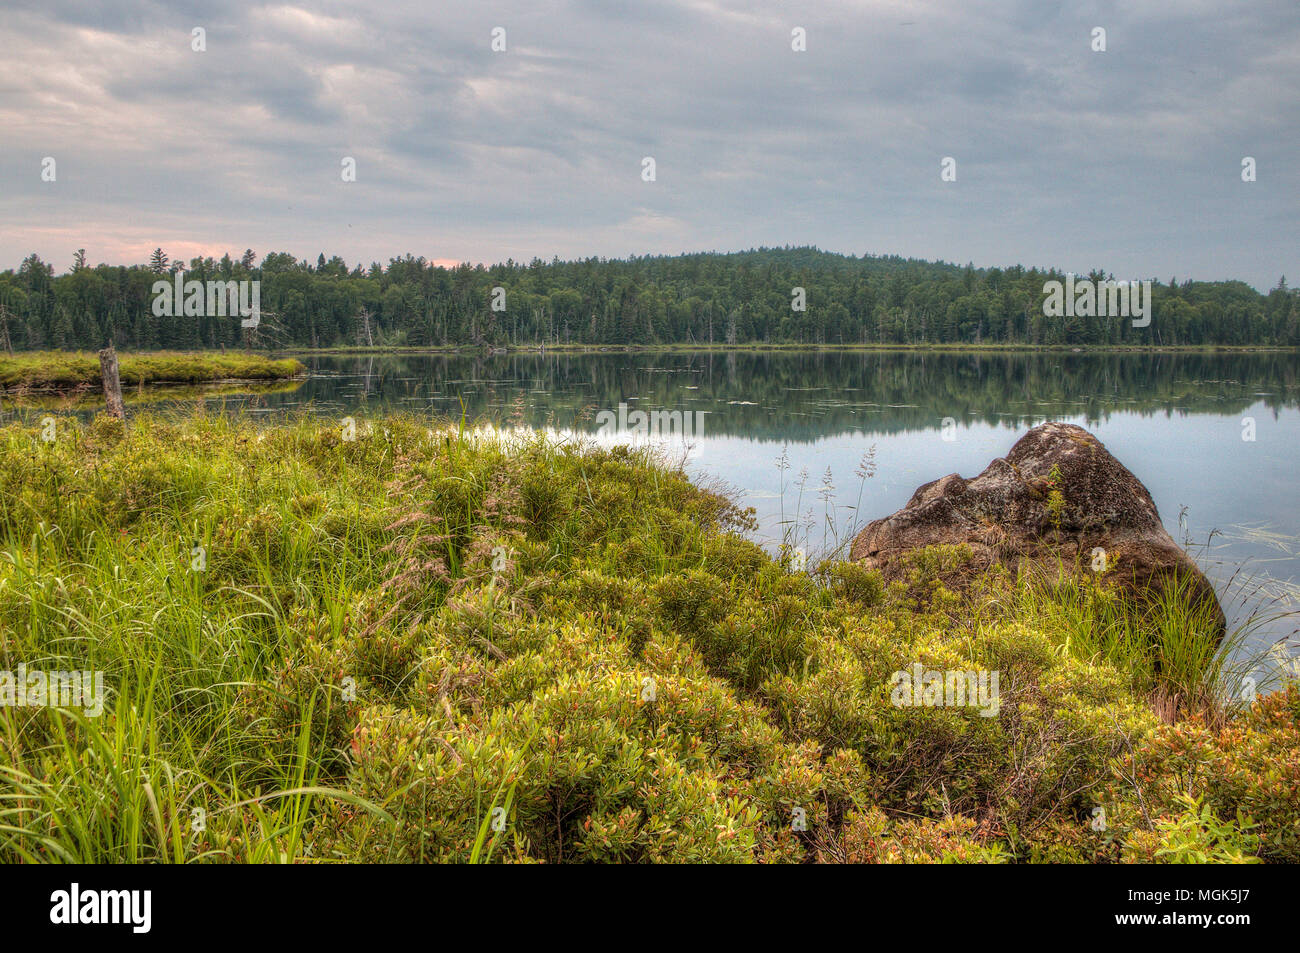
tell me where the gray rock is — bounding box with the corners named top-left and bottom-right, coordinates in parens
top-left (850, 422), bottom-right (1224, 634)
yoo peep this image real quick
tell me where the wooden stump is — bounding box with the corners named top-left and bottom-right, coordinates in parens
top-left (98, 346), bottom-right (125, 419)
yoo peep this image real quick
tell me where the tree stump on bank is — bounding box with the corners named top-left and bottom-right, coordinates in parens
top-left (98, 346), bottom-right (125, 419)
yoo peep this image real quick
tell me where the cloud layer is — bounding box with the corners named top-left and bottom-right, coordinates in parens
top-left (2, 0), bottom-right (1296, 287)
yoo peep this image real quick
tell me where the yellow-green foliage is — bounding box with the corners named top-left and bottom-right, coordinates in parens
top-left (1102, 686), bottom-right (1300, 863)
top-left (818, 809), bottom-right (1008, 863)
top-left (0, 351), bottom-right (304, 390)
top-left (1118, 795), bottom-right (1261, 864)
top-left (0, 413), bottom-right (1293, 863)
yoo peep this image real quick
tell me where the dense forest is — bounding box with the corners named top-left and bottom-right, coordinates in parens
top-left (0, 246), bottom-right (1295, 352)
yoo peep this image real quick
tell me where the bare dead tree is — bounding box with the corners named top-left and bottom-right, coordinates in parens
top-left (242, 308), bottom-right (288, 351)
top-left (356, 307), bottom-right (374, 347)
top-left (0, 302), bottom-right (14, 355)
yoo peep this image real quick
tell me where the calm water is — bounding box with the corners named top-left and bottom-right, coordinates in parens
top-left (18, 349), bottom-right (1300, 678)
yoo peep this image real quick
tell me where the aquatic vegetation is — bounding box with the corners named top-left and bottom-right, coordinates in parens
top-left (0, 412), bottom-right (1294, 863)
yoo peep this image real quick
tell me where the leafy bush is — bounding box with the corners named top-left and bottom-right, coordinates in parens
top-left (1103, 686), bottom-right (1300, 863)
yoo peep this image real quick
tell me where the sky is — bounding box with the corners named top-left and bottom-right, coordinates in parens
top-left (1, 0), bottom-right (1296, 289)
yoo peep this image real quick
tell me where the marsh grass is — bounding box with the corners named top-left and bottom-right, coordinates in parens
top-left (995, 564), bottom-right (1282, 724)
top-left (0, 410), bottom-right (759, 861)
top-left (0, 410), bottom-right (405, 861)
top-left (0, 410), bottom-right (1295, 863)
top-left (0, 351), bottom-right (304, 392)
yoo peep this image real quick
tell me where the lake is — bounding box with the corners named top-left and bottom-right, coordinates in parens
top-left (16, 348), bottom-right (1300, 680)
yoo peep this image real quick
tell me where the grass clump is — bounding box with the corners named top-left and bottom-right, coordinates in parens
top-left (0, 412), bottom-right (1296, 863)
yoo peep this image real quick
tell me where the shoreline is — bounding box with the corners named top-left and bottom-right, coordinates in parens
top-left (5, 343), bottom-right (1294, 395)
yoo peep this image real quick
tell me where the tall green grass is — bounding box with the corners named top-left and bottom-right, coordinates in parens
top-left (0, 411), bottom-right (394, 860)
top-left (980, 546), bottom-right (1296, 724)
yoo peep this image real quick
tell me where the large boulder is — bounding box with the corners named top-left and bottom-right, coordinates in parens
top-left (850, 422), bottom-right (1224, 633)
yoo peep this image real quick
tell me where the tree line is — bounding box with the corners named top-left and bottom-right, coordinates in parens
top-left (0, 245), bottom-right (1295, 352)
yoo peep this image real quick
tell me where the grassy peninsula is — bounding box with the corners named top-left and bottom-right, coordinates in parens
top-left (0, 351), bottom-right (304, 393)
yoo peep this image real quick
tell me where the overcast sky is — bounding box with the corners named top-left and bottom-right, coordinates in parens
top-left (1, 0), bottom-right (1296, 288)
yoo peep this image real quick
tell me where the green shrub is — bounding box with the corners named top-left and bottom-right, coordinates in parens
top-left (1104, 685), bottom-right (1300, 863)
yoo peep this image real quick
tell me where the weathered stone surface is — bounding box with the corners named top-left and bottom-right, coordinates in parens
top-left (850, 422), bottom-right (1224, 632)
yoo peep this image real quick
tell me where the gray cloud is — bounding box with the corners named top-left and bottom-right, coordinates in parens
top-left (0, 0), bottom-right (1295, 287)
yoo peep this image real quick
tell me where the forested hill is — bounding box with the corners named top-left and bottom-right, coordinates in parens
top-left (1, 246), bottom-right (1295, 351)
